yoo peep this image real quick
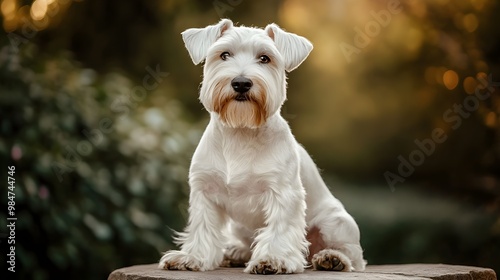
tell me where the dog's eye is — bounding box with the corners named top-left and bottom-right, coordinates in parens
top-left (220, 52), bottom-right (230, 60)
top-left (259, 55), bottom-right (271, 64)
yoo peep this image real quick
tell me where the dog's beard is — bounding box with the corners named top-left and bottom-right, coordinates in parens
top-left (212, 80), bottom-right (267, 129)
top-left (217, 99), bottom-right (266, 128)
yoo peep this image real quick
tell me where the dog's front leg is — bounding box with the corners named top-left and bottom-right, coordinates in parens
top-left (159, 176), bottom-right (226, 271)
top-left (244, 181), bottom-right (309, 274)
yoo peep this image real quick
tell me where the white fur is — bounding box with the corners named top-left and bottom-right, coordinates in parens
top-left (159, 19), bottom-right (366, 274)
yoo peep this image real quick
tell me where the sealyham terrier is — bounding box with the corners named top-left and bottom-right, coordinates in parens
top-left (159, 19), bottom-right (366, 274)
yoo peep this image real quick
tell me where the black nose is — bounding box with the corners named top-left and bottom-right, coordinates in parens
top-left (231, 77), bottom-right (253, 93)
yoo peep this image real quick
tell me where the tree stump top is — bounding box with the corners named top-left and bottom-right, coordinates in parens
top-left (108, 264), bottom-right (496, 280)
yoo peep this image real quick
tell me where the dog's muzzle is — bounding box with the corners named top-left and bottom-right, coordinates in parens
top-left (231, 76), bottom-right (253, 101)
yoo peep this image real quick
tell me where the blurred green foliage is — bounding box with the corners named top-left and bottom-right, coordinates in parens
top-left (0, 41), bottom-right (199, 279)
top-left (0, 0), bottom-right (499, 279)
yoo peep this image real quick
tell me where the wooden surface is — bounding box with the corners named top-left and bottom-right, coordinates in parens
top-left (108, 263), bottom-right (497, 280)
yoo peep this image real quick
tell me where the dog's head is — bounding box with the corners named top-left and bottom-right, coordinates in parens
top-left (182, 19), bottom-right (313, 129)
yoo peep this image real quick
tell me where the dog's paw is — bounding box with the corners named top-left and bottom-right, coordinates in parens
top-left (244, 257), bottom-right (304, 274)
top-left (245, 259), bottom-right (286, 274)
top-left (221, 245), bottom-right (251, 267)
top-left (158, 250), bottom-right (207, 271)
top-left (312, 249), bottom-right (352, 272)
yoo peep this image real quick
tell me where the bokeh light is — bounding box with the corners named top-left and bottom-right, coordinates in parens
top-left (443, 70), bottom-right (459, 90)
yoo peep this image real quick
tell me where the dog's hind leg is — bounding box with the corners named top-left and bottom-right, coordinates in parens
top-left (307, 213), bottom-right (366, 271)
top-left (299, 145), bottom-right (366, 271)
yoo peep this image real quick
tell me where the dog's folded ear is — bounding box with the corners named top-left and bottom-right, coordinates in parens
top-left (181, 19), bottom-right (233, 65)
top-left (265, 24), bottom-right (313, 72)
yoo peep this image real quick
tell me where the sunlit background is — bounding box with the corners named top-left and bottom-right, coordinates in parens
top-left (0, 0), bottom-right (499, 279)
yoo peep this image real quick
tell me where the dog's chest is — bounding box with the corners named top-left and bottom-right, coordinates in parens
top-left (223, 173), bottom-right (268, 225)
top-left (221, 158), bottom-right (273, 226)
top-left (198, 124), bottom-right (298, 228)
top-left (219, 136), bottom-right (279, 227)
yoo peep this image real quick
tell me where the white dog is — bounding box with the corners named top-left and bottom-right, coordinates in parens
top-left (159, 19), bottom-right (366, 274)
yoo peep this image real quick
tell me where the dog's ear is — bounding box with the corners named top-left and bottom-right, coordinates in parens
top-left (181, 19), bottom-right (233, 65)
top-left (265, 23), bottom-right (313, 72)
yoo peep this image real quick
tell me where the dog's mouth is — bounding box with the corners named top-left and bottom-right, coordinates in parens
top-left (234, 94), bottom-right (249, 102)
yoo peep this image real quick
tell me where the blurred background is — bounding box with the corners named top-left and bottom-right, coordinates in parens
top-left (0, 0), bottom-right (499, 279)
